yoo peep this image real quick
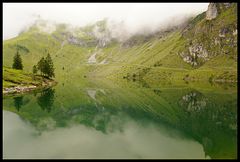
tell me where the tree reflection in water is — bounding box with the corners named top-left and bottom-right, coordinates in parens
top-left (37, 88), bottom-right (55, 113)
top-left (13, 96), bottom-right (24, 112)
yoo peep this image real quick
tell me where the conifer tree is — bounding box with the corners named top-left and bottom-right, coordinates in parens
top-left (37, 57), bottom-right (46, 76)
top-left (37, 54), bottom-right (55, 78)
top-left (45, 53), bottom-right (55, 78)
top-left (12, 50), bottom-right (23, 70)
top-left (33, 65), bottom-right (38, 74)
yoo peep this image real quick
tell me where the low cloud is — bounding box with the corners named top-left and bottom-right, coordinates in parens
top-left (3, 3), bottom-right (208, 40)
top-left (3, 110), bottom-right (205, 159)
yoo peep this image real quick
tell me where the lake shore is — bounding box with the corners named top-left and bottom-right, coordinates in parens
top-left (3, 80), bottom-right (57, 96)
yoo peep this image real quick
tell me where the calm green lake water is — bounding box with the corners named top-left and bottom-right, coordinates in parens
top-left (3, 78), bottom-right (237, 159)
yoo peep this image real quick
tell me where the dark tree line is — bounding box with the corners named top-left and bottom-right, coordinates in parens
top-left (34, 53), bottom-right (55, 78)
top-left (12, 49), bottom-right (55, 78)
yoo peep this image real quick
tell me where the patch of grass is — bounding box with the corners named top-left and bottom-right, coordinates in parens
top-left (3, 66), bottom-right (48, 88)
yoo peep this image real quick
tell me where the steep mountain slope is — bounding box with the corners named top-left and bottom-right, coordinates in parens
top-left (91, 3), bottom-right (237, 84)
top-left (179, 3), bottom-right (237, 67)
top-left (3, 3), bottom-right (237, 84)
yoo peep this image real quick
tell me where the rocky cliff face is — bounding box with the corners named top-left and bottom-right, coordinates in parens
top-left (179, 3), bottom-right (237, 67)
top-left (206, 3), bottom-right (218, 20)
top-left (206, 3), bottom-right (233, 20)
top-left (180, 43), bottom-right (209, 66)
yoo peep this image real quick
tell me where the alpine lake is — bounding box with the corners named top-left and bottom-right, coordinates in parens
top-left (3, 75), bottom-right (237, 159)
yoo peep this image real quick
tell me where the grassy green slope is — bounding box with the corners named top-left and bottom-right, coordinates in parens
top-left (3, 67), bottom-right (49, 88)
top-left (90, 3), bottom-right (237, 84)
top-left (179, 3), bottom-right (237, 66)
top-left (3, 29), bottom-right (94, 82)
top-left (3, 3), bottom-right (237, 84)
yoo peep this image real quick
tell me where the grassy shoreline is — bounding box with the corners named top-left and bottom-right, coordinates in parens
top-left (3, 67), bottom-right (57, 96)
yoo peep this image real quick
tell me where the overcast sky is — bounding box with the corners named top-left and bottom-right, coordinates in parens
top-left (3, 3), bottom-right (209, 40)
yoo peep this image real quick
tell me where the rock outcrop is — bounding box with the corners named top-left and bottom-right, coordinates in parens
top-left (179, 91), bottom-right (208, 113)
top-left (3, 80), bottom-right (57, 95)
top-left (3, 85), bottom-right (37, 94)
top-left (179, 3), bottom-right (237, 67)
top-left (180, 43), bottom-right (208, 66)
top-left (206, 3), bottom-right (218, 20)
top-left (206, 3), bottom-right (233, 20)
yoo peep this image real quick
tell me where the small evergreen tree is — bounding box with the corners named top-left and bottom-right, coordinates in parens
top-left (37, 57), bottom-right (46, 76)
top-left (12, 50), bottom-right (23, 70)
top-left (33, 65), bottom-right (38, 74)
top-left (42, 59), bottom-right (48, 77)
top-left (45, 53), bottom-right (55, 78)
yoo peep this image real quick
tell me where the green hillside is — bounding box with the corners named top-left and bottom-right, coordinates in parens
top-left (3, 66), bottom-right (55, 91)
top-left (3, 3), bottom-right (237, 85)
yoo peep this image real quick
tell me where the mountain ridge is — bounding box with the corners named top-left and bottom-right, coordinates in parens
top-left (3, 3), bottom-right (237, 85)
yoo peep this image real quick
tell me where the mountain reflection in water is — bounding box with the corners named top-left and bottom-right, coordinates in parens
top-left (3, 79), bottom-right (237, 159)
